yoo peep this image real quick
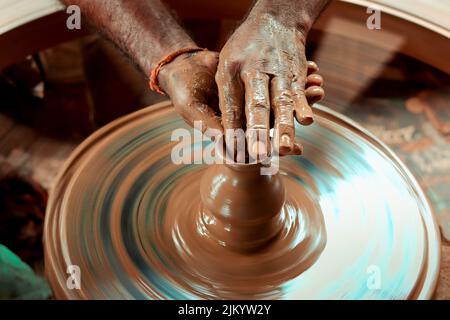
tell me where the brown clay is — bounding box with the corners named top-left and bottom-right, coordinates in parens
top-left (200, 162), bottom-right (285, 252)
top-left (159, 161), bottom-right (327, 298)
top-left (43, 102), bottom-right (440, 299)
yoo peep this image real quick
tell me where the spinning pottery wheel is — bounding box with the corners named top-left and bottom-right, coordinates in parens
top-left (44, 101), bottom-right (440, 299)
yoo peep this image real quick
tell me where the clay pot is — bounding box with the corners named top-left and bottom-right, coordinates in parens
top-left (199, 163), bottom-right (285, 252)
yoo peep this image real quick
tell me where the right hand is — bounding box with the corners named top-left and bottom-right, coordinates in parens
top-left (215, 14), bottom-right (325, 157)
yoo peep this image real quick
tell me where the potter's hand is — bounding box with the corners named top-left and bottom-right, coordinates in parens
top-left (60, 0), bottom-right (223, 133)
top-left (216, 0), bottom-right (328, 156)
top-left (158, 51), bottom-right (223, 134)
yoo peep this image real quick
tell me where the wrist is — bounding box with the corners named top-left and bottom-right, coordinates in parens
top-left (157, 51), bottom-right (190, 93)
top-left (145, 38), bottom-right (197, 73)
top-left (151, 48), bottom-right (206, 95)
top-left (248, 0), bottom-right (315, 36)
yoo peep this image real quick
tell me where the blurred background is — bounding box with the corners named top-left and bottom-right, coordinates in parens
top-left (0, 0), bottom-right (449, 299)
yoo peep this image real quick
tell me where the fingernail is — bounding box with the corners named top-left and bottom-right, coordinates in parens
top-left (299, 116), bottom-right (314, 126)
top-left (280, 134), bottom-right (292, 150)
top-left (307, 61), bottom-right (319, 72)
top-left (307, 74), bottom-right (324, 87)
top-left (252, 140), bottom-right (267, 157)
top-left (293, 143), bottom-right (303, 155)
top-left (281, 134), bottom-right (291, 146)
top-left (297, 107), bottom-right (314, 126)
top-left (278, 134), bottom-right (293, 155)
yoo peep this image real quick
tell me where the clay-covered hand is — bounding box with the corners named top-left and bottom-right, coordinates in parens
top-left (159, 51), bottom-right (223, 135)
top-left (216, 14), bottom-right (324, 157)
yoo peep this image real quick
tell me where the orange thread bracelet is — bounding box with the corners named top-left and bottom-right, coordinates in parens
top-left (149, 47), bottom-right (207, 95)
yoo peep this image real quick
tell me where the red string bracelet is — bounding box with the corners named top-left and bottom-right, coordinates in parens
top-left (149, 47), bottom-right (208, 95)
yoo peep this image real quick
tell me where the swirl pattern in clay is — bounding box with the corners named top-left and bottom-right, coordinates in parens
top-left (44, 102), bottom-right (440, 299)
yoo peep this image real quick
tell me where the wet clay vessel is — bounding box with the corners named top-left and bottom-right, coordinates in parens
top-left (44, 101), bottom-right (440, 299)
top-left (200, 162), bottom-right (286, 252)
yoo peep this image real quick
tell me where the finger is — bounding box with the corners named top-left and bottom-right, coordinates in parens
top-left (292, 81), bottom-right (314, 126)
top-left (307, 61), bottom-right (319, 75)
top-left (241, 70), bottom-right (271, 160)
top-left (306, 74), bottom-right (323, 88)
top-left (216, 72), bottom-right (244, 131)
top-left (292, 142), bottom-right (303, 155)
top-left (306, 85), bottom-right (325, 105)
top-left (286, 142), bottom-right (303, 156)
top-left (277, 142), bottom-right (303, 157)
top-left (216, 64), bottom-right (245, 161)
top-left (271, 76), bottom-right (295, 155)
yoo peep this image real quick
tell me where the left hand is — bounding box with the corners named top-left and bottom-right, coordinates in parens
top-left (159, 50), bottom-right (223, 135)
top-left (216, 13), bottom-right (324, 157)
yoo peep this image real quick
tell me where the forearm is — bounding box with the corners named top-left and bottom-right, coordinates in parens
top-left (61, 0), bottom-right (195, 75)
top-left (248, 0), bottom-right (330, 36)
